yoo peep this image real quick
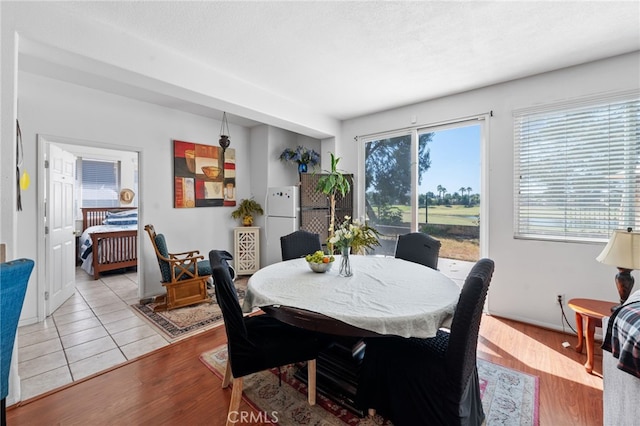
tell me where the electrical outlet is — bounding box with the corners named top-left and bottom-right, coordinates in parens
top-left (556, 294), bottom-right (563, 305)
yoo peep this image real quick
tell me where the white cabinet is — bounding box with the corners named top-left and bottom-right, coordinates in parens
top-left (234, 227), bottom-right (260, 275)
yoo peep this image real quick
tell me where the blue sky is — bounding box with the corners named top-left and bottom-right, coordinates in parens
top-left (419, 124), bottom-right (481, 196)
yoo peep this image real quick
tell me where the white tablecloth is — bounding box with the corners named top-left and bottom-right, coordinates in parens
top-left (243, 256), bottom-right (461, 338)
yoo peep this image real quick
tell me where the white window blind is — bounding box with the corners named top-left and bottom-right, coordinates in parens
top-left (514, 93), bottom-right (640, 242)
top-left (80, 159), bottom-right (120, 208)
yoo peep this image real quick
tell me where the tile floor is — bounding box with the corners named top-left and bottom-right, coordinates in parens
top-left (16, 258), bottom-right (473, 401)
top-left (17, 267), bottom-right (170, 401)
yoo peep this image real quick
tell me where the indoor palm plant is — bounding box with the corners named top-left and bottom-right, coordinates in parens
top-left (230, 198), bottom-right (264, 226)
top-left (316, 153), bottom-right (350, 252)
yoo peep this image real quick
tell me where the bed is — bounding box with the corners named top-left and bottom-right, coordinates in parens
top-left (78, 207), bottom-right (138, 280)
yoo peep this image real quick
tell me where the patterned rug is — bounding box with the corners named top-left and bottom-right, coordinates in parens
top-left (131, 277), bottom-right (247, 340)
top-left (200, 345), bottom-right (539, 425)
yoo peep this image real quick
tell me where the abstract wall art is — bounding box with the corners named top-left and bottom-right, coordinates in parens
top-left (173, 140), bottom-right (236, 208)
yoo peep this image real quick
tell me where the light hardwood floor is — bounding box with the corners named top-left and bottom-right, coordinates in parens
top-left (7, 314), bottom-right (603, 425)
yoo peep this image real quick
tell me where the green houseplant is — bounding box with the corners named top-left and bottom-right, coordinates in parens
top-left (316, 153), bottom-right (351, 252)
top-left (230, 198), bottom-right (264, 226)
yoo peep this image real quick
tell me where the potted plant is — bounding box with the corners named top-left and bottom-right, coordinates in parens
top-left (279, 146), bottom-right (320, 174)
top-left (316, 153), bottom-right (350, 252)
top-left (231, 198), bottom-right (264, 226)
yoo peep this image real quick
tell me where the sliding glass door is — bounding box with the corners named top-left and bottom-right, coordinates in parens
top-left (363, 131), bottom-right (431, 255)
top-left (362, 120), bottom-right (482, 261)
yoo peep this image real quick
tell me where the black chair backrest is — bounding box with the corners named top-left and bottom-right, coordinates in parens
top-left (208, 250), bottom-right (249, 349)
top-left (280, 230), bottom-right (322, 261)
top-left (445, 258), bottom-right (494, 396)
top-left (395, 232), bottom-right (441, 270)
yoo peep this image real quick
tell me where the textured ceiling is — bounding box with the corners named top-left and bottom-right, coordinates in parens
top-left (46, 1), bottom-right (640, 121)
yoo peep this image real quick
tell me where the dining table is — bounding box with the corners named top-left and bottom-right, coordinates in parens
top-left (242, 255), bottom-right (462, 414)
top-left (242, 255), bottom-right (461, 339)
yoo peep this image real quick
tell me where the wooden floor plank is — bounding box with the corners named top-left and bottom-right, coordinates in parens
top-left (7, 315), bottom-right (603, 425)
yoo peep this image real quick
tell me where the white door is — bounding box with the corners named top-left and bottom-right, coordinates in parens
top-left (47, 143), bottom-right (77, 314)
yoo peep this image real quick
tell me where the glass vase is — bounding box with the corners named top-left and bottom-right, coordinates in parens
top-left (339, 246), bottom-right (353, 277)
top-left (298, 163), bottom-right (308, 173)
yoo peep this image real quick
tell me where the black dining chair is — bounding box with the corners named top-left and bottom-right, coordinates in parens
top-left (356, 258), bottom-right (495, 426)
top-left (1, 258), bottom-right (35, 425)
top-left (280, 230), bottom-right (322, 261)
top-left (394, 232), bottom-right (441, 270)
top-left (208, 249), bottom-right (330, 426)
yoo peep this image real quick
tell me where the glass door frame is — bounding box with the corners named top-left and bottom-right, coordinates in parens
top-left (357, 129), bottom-right (415, 229)
top-left (357, 116), bottom-right (489, 258)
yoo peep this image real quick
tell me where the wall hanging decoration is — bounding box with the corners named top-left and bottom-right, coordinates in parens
top-left (16, 119), bottom-right (28, 211)
top-left (119, 188), bottom-right (135, 205)
top-left (219, 112), bottom-right (231, 153)
top-left (173, 140), bottom-right (236, 208)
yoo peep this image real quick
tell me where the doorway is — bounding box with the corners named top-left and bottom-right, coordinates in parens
top-left (418, 123), bottom-right (481, 262)
top-left (37, 135), bottom-right (141, 320)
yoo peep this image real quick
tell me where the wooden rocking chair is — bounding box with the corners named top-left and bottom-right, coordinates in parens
top-left (144, 224), bottom-right (211, 311)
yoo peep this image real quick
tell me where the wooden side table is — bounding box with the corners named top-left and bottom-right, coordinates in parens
top-left (567, 298), bottom-right (617, 373)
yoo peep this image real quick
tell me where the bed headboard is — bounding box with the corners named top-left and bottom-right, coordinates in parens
top-left (81, 207), bottom-right (137, 230)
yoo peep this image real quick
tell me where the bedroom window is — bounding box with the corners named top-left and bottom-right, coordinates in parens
top-left (514, 92), bottom-right (640, 242)
top-left (79, 159), bottom-right (120, 207)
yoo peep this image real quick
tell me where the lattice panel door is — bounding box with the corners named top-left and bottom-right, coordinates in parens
top-left (300, 173), bottom-right (353, 245)
top-left (233, 227), bottom-right (260, 275)
top-left (300, 174), bottom-right (328, 208)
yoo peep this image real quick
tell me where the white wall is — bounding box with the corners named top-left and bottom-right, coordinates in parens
top-left (249, 125), bottom-right (322, 267)
top-left (340, 52), bottom-right (640, 330)
top-left (18, 71), bottom-right (251, 311)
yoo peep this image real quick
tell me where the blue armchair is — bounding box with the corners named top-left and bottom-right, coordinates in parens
top-left (1, 258), bottom-right (34, 425)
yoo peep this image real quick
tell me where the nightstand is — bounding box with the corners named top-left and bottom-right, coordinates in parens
top-left (568, 298), bottom-right (617, 373)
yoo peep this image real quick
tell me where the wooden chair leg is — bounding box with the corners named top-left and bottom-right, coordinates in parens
top-left (307, 359), bottom-right (316, 405)
top-left (222, 359), bottom-right (232, 388)
top-left (226, 377), bottom-right (243, 426)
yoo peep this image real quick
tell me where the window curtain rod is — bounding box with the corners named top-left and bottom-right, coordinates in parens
top-left (354, 110), bottom-right (492, 141)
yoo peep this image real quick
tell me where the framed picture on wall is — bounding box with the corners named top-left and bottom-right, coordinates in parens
top-left (173, 140), bottom-right (236, 208)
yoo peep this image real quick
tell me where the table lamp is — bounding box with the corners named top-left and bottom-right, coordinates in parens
top-left (596, 227), bottom-right (640, 309)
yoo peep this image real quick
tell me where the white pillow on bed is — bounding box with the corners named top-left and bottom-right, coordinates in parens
top-left (103, 210), bottom-right (138, 225)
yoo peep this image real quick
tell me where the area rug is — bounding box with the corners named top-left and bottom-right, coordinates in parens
top-left (200, 345), bottom-right (539, 426)
top-left (131, 277), bottom-right (247, 340)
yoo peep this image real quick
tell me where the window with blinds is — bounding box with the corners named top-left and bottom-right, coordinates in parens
top-left (514, 93), bottom-right (639, 242)
top-left (79, 159), bottom-right (120, 208)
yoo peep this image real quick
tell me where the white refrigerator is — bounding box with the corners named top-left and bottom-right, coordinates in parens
top-left (265, 186), bottom-right (300, 266)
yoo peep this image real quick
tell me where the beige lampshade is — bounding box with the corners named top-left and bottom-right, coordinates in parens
top-left (596, 229), bottom-right (640, 269)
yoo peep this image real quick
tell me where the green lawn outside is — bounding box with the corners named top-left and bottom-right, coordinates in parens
top-left (371, 204), bottom-right (480, 261)
top-left (390, 204), bottom-right (480, 226)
